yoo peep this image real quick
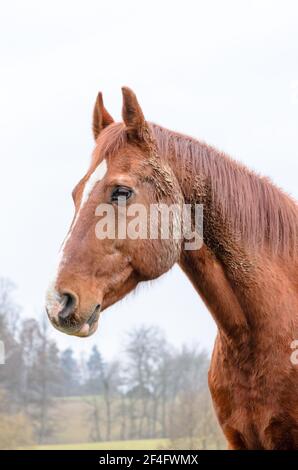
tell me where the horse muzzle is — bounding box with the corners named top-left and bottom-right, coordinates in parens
top-left (45, 286), bottom-right (101, 337)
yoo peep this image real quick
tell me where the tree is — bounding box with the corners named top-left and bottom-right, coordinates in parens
top-left (166, 345), bottom-right (223, 449)
top-left (19, 317), bottom-right (63, 443)
top-left (0, 389), bottom-right (33, 449)
top-left (125, 326), bottom-right (166, 439)
top-left (86, 345), bottom-right (104, 394)
top-left (154, 346), bottom-right (173, 437)
top-left (0, 278), bottom-right (23, 409)
top-left (85, 346), bottom-right (121, 441)
top-left (85, 346), bottom-right (105, 441)
top-left (99, 359), bottom-right (120, 441)
top-left (60, 347), bottom-right (81, 396)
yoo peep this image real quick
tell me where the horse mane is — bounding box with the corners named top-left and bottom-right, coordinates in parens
top-left (98, 122), bottom-right (298, 257)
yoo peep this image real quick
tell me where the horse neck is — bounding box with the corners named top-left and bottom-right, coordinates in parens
top-left (158, 128), bottom-right (293, 345)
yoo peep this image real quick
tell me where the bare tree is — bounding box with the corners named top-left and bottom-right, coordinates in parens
top-left (85, 346), bottom-right (104, 441)
top-left (125, 326), bottom-right (166, 439)
top-left (86, 345), bottom-right (121, 441)
top-left (19, 317), bottom-right (63, 443)
top-left (154, 346), bottom-right (173, 437)
top-left (0, 278), bottom-right (23, 408)
top-left (118, 390), bottom-right (127, 440)
top-left (166, 345), bottom-right (224, 449)
top-left (86, 395), bottom-right (102, 442)
top-left (99, 360), bottom-right (120, 441)
top-left (60, 347), bottom-right (81, 396)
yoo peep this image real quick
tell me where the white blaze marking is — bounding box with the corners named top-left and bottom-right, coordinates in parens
top-left (46, 159), bottom-right (107, 313)
top-left (72, 158), bottom-right (108, 232)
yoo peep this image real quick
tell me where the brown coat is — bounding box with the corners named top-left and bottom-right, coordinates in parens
top-left (46, 88), bottom-right (298, 449)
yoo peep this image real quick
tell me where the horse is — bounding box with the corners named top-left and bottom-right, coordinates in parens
top-left (46, 87), bottom-right (298, 449)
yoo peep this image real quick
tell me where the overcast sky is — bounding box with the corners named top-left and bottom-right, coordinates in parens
top-left (0, 0), bottom-right (297, 359)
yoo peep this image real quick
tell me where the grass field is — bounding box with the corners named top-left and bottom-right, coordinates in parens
top-left (28, 438), bottom-right (169, 450)
top-left (19, 396), bottom-right (225, 450)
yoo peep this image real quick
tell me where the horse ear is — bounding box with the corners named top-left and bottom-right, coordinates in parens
top-left (92, 92), bottom-right (114, 140)
top-left (121, 87), bottom-right (148, 143)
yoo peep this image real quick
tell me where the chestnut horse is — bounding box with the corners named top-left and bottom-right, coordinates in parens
top-left (46, 87), bottom-right (298, 449)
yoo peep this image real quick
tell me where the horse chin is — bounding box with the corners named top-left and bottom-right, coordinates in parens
top-left (74, 319), bottom-right (99, 338)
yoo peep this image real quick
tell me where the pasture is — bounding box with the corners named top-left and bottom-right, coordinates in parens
top-left (28, 438), bottom-right (169, 450)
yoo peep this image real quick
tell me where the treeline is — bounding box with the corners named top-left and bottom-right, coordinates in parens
top-left (0, 278), bottom-right (224, 449)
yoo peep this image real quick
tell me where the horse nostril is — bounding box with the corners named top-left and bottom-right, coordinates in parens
top-left (58, 293), bottom-right (77, 322)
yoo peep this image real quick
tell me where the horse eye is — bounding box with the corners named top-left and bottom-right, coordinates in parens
top-left (111, 186), bottom-right (133, 203)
